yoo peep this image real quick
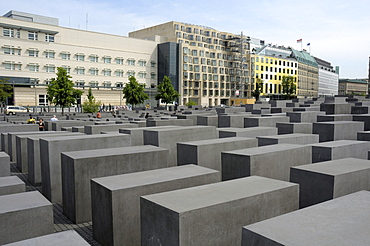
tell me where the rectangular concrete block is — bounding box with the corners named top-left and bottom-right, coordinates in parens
top-left (84, 123), bottom-right (138, 134)
top-left (177, 137), bottom-right (258, 171)
top-left (0, 152), bottom-right (10, 177)
top-left (353, 114), bottom-right (370, 130)
top-left (311, 140), bottom-right (370, 163)
top-left (144, 126), bottom-right (217, 166)
top-left (0, 191), bottom-right (53, 245)
top-left (222, 144), bottom-right (312, 181)
top-left (290, 158), bottom-right (370, 208)
top-left (119, 126), bottom-right (177, 146)
top-left (218, 127), bottom-right (277, 138)
top-left (218, 114), bottom-right (252, 128)
top-left (320, 103), bottom-right (352, 114)
top-left (197, 115), bottom-right (218, 127)
top-left (91, 165), bottom-right (220, 246)
top-left (62, 145), bottom-right (169, 224)
top-left (287, 111), bottom-right (325, 123)
top-left (141, 176), bottom-right (298, 246)
top-left (317, 114), bottom-right (353, 122)
top-left (242, 191), bottom-right (370, 246)
top-left (0, 124), bottom-right (38, 152)
top-left (257, 133), bottom-right (319, 146)
top-left (0, 176), bottom-right (25, 196)
top-left (244, 116), bottom-right (289, 128)
top-left (276, 122), bottom-right (313, 135)
top-left (40, 133), bottom-right (131, 203)
top-left (313, 121), bottom-right (364, 142)
top-left (3, 230), bottom-right (90, 246)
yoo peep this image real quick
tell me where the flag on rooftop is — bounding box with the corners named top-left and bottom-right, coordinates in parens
top-left (297, 39), bottom-right (302, 43)
top-left (307, 43), bottom-right (311, 46)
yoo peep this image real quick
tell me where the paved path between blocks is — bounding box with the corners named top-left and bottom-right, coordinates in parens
top-left (10, 162), bottom-right (101, 246)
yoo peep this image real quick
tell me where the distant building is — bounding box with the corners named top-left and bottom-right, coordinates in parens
top-left (314, 57), bottom-right (339, 96)
top-left (338, 79), bottom-right (368, 95)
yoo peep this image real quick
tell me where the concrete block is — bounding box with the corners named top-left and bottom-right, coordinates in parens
top-left (320, 103), bottom-right (352, 114)
top-left (91, 165), bottom-right (220, 246)
top-left (177, 114), bottom-right (208, 125)
top-left (218, 127), bottom-right (277, 138)
top-left (0, 152), bottom-right (10, 177)
top-left (3, 230), bottom-right (89, 246)
top-left (72, 126), bottom-right (85, 132)
top-left (0, 124), bottom-right (38, 153)
top-left (257, 133), bottom-right (319, 146)
top-left (358, 131), bottom-right (370, 141)
top-left (26, 132), bottom-right (83, 185)
top-left (40, 133), bottom-right (131, 203)
top-left (218, 114), bottom-right (252, 128)
top-left (50, 120), bottom-right (91, 131)
top-left (144, 126), bottom-right (217, 166)
top-left (177, 137), bottom-right (258, 171)
top-left (242, 191), bottom-right (370, 246)
top-left (216, 107), bottom-right (246, 114)
top-left (311, 140), bottom-right (370, 163)
top-left (62, 145), bottom-right (169, 223)
top-left (9, 131), bottom-right (48, 163)
top-left (197, 115), bottom-right (218, 127)
top-left (353, 114), bottom-right (370, 130)
top-left (351, 106), bottom-right (370, 114)
top-left (276, 122), bottom-right (313, 135)
top-left (146, 118), bottom-right (193, 127)
top-left (313, 121), bottom-right (364, 142)
top-left (222, 144), bottom-right (312, 181)
top-left (317, 114), bottom-right (353, 122)
top-left (244, 116), bottom-right (289, 128)
top-left (84, 123), bottom-right (138, 134)
top-left (0, 176), bottom-right (25, 196)
top-left (141, 176), bottom-right (298, 246)
top-left (0, 191), bottom-right (53, 245)
top-left (287, 111), bottom-right (325, 123)
top-left (119, 126), bottom-right (177, 146)
top-left (291, 158), bottom-right (370, 208)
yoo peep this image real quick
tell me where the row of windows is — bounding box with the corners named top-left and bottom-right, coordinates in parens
top-left (254, 57), bottom-right (297, 67)
top-left (256, 73), bottom-right (297, 82)
top-left (174, 24), bottom-right (233, 40)
top-left (183, 72), bottom-right (249, 82)
top-left (183, 88), bottom-right (231, 97)
top-left (3, 28), bottom-right (54, 42)
top-left (183, 81), bottom-right (231, 89)
top-left (255, 65), bottom-right (296, 74)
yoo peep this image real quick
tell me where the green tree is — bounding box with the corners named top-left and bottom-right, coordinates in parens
top-left (46, 67), bottom-right (83, 114)
top-left (122, 76), bottom-right (148, 108)
top-left (251, 78), bottom-right (263, 101)
top-left (82, 87), bottom-right (101, 113)
top-left (185, 100), bottom-right (197, 107)
top-left (0, 79), bottom-right (13, 106)
top-left (281, 76), bottom-right (296, 99)
top-left (155, 76), bottom-right (180, 109)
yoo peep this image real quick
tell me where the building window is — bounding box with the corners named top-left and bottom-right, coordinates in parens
top-left (4, 62), bottom-right (21, 70)
top-left (139, 60), bottom-right (146, 66)
top-left (61, 53), bottom-right (70, 60)
top-left (28, 32), bottom-right (38, 40)
top-left (38, 95), bottom-right (49, 106)
top-left (115, 70), bottom-right (123, 77)
top-left (151, 61), bottom-right (156, 67)
top-left (75, 81), bottom-right (85, 87)
top-left (76, 67), bottom-right (85, 75)
top-left (138, 72), bottom-right (146, 78)
top-left (103, 81), bottom-right (111, 88)
top-left (103, 57), bottom-right (111, 63)
top-left (103, 69), bottom-right (111, 76)
top-left (127, 70), bottom-right (135, 77)
top-left (3, 47), bottom-right (21, 55)
top-left (28, 64), bottom-right (39, 72)
top-left (62, 66), bottom-right (71, 74)
top-left (45, 65), bottom-right (55, 73)
top-left (89, 68), bottom-right (98, 75)
top-left (127, 59), bottom-right (135, 66)
top-left (116, 58), bottom-right (124, 64)
top-left (151, 72), bottom-right (156, 79)
top-left (3, 28), bottom-right (20, 38)
top-left (45, 34), bottom-right (55, 42)
top-left (45, 51), bottom-right (55, 58)
top-left (90, 55), bottom-right (98, 62)
top-left (29, 50), bottom-right (39, 57)
top-left (76, 54), bottom-right (85, 61)
top-left (116, 82), bottom-right (123, 88)
top-left (89, 81), bottom-right (99, 87)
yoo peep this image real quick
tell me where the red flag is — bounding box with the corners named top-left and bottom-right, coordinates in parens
top-left (297, 39), bottom-right (302, 43)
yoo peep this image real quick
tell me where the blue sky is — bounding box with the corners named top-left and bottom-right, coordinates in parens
top-left (2, 0), bottom-right (369, 78)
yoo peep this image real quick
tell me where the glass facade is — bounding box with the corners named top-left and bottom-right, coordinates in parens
top-left (158, 42), bottom-right (180, 93)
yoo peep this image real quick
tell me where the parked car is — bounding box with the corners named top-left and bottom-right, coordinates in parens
top-left (4, 106), bottom-right (28, 115)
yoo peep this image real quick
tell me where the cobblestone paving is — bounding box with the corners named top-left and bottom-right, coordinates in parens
top-left (10, 162), bottom-right (101, 246)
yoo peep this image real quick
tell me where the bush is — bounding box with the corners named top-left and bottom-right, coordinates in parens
top-left (185, 101), bottom-right (197, 107)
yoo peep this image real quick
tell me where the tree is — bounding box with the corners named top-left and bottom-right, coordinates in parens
top-left (122, 76), bottom-right (148, 108)
top-left (281, 76), bottom-right (296, 99)
top-left (82, 87), bottom-right (101, 113)
top-left (0, 78), bottom-right (13, 107)
top-left (155, 76), bottom-right (180, 109)
top-left (251, 78), bottom-right (263, 102)
top-left (46, 67), bottom-right (83, 114)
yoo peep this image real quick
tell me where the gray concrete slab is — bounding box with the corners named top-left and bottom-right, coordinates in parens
top-left (320, 103), bottom-right (352, 114)
top-left (141, 176), bottom-right (298, 246)
top-left (287, 111), bottom-right (325, 123)
top-left (40, 133), bottom-right (131, 203)
top-left (218, 113), bottom-right (253, 128)
top-left (0, 152), bottom-right (10, 177)
top-left (353, 114), bottom-right (370, 130)
top-left (61, 145), bottom-right (169, 224)
top-left (91, 165), bottom-right (220, 246)
top-left (144, 126), bottom-right (217, 166)
top-left (222, 144), bottom-right (312, 181)
top-left (291, 158), bottom-right (370, 208)
top-left (242, 191), bottom-right (370, 246)
top-left (317, 114), bottom-right (353, 122)
top-left (311, 140), bottom-right (370, 163)
top-left (257, 133), bottom-right (319, 146)
top-left (197, 115), bottom-right (218, 127)
top-left (0, 191), bottom-right (53, 245)
top-left (177, 137), bottom-right (258, 171)
top-left (3, 230), bottom-right (89, 246)
top-left (0, 124), bottom-right (38, 152)
top-left (218, 127), bottom-right (277, 138)
top-left (0, 176), bottom-right (25, 196)
top-left (84, 123), bottom-right (138, 134)
top-left (119, 126), bottom-right (177, 146)
top-left (244, 116), bottom-right (289, 128)
top-left (276, 122), bottom-right (313, 135)
top-left (313, 121), bottom-right (364, 142)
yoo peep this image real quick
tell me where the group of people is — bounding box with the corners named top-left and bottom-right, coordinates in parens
top-left (27, 114), bottom-right (58, 131)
